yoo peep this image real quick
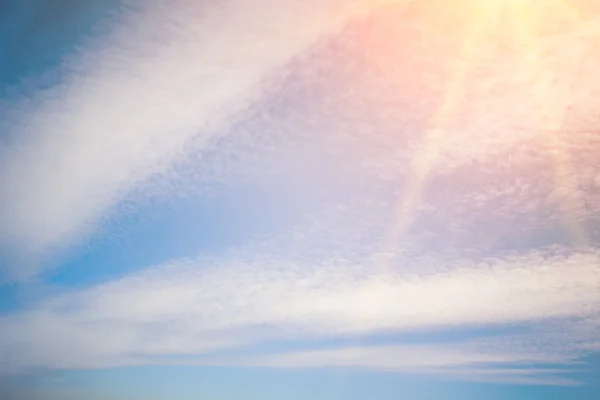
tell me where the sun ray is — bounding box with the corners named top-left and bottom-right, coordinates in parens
top-left (508, 0), bottom-right (589, 247)
top-left (373, 0), bottom-right (505, 271)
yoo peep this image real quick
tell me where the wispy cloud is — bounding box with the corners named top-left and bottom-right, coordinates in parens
top-left (1, 0), bottom-right (598, 279)
top-left (1, 0), bottom-right (600, 388)
top-left (0, 0), bottom-right (392, 279)
top-left (1, 245), bottom-right (598, 382)
top-left (205, 344), bottom-right (587, 386)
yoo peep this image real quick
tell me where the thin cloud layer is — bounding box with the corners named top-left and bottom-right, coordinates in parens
top-left (1, 0), bottom-right (600, 388)
top-left (2, 0), bottom-right (599, 278)
top-left (1, 245), bottom-right (599, 381)
top-left (210, 344), bottom-right (585, 384)
top-left (0, 0), bottom-right (393, 279)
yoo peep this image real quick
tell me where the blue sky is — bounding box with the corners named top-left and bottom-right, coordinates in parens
top-left (1, 0), bottom-right (600, 399)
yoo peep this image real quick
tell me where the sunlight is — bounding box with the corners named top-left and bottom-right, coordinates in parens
top-left (376, 0), bottom-right (592, 267)
top-left (508, 0), bottom-right (589, 246)
top-left (375, 0), bottom-right (503, 270)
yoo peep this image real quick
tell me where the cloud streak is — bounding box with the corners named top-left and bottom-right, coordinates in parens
top-left (1, 0), bottom-right (600, 388)
top-left (0, 0), bottom-right (395, 278)
top-left (1, 245), bottom-right (598, 382)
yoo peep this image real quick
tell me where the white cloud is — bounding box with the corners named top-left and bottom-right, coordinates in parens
top-left (1, 0), bottom-right (600, 387)
top-left (1, 0), bottom-right (598, 280)
top-left (0, 0), bottom-right (396, 279)
top-left (210, 343), bottom-right (578, 370)
top-left (1, 247), bottom-right (598, 381)
top-left (203, 343), bottom-right (586, 386)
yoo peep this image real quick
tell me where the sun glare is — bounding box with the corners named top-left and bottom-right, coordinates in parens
top-left (376, 0), bottom-right (593, 270)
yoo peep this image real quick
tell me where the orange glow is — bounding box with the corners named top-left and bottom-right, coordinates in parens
top-left (508, 0), bottom-right (590, 246)
top-left (372, 0), bottom-right (595, 267)
top-left (376, 0), bottom-right (502, 267)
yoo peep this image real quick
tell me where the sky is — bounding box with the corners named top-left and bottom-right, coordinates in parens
top-left (0, 0), bottom-right (600, 399)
